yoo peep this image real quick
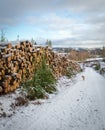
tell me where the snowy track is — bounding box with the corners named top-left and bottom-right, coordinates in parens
top-left (0, 67), bottom-right (105, 130)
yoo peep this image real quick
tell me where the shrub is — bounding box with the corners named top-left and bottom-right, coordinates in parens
top-left (66, 66), bottom-right (75, 78)
top-left (103, 59), bottom-right (105, 62)
top-left (94, 63), bottom-right (100, 70)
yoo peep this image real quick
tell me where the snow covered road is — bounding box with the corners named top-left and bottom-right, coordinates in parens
top-left (0, 67), bottom-right (105, 130)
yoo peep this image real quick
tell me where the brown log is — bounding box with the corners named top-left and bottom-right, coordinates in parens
top-left (2, 81), bottom-right (9, 88)
top-left (0, 86), bottom-right (3, 93)
top-left (7, 43), bottom-right (12, 49)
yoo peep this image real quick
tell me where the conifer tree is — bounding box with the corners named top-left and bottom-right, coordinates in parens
top-left (0, 29), bottom-right (5, 42)
top-left (23, 54), bottom-right (56, 100)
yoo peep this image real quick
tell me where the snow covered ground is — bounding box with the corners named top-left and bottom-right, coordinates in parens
top-left (86, 57), bottom-right (104, 62)
top-left (0, 67), bottom-right (105, 130)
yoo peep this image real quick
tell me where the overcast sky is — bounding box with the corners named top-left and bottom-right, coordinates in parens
top-left (0, 0), bottom-right (105, 48)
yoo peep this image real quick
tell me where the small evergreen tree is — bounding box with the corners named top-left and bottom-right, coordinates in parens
top-left (31, 38), bottom-right (34, 45)
top-left (35, 55), bottom-right (56, 93)
top-left (31, 38), bottom-right (37, 45)
top-left (34, 41), bottom-right (37, 45)
top-left (0, 29), bottom-right (5, 42)
top-left (17, 35), bottom-right (19, 41)
top-left (22, 54), bottom-right (56, 100)
top-left (46, 39), bottom-right (52, 47)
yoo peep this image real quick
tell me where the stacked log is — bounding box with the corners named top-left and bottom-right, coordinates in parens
top-left (47, 52), bottom-right (80, 78)
top-left (0, 41), bottom-right (36, 93)
top-left (0, 41), bottom-right (80, 94)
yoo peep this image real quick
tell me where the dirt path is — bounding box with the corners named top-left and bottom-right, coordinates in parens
top-left (0, 67), bottom-right (105, 130)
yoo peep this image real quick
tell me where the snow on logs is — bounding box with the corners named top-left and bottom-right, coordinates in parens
top-left (0, 41), bottom-right (80, 94)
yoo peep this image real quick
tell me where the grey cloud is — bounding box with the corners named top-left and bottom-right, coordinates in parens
top-left (52, 37), bottom-right (105, 48)
top-left (0, 0), bottom-right (52, 23)
top-left (0, 0), bottom-right (105, 47)
top-left (86, 14), bottom-right (105, 24)
top-left (0, 0), bottom-right (105, 25)
top-left (27, 13), bottom-right (105, 46)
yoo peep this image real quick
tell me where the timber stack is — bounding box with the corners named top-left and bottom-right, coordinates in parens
top-left (0, 41), bottom-right (80, 94)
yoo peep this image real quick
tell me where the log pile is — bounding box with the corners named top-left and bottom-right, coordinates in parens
top-left (0, 41), bottom-right (80, 94)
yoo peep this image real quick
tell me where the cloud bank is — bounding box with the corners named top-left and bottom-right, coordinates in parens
top-left (0, 0), bottom-right (105, 47)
